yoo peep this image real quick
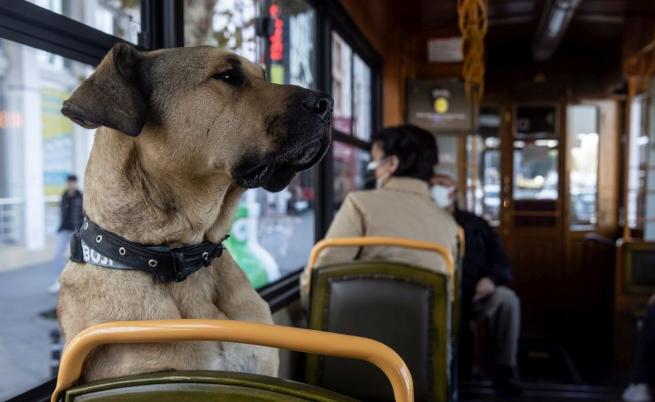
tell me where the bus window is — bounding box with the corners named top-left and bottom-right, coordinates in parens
top-left (627, 95), bottom-right (650, 234)
top-left (470, 107), bottom-right (501, 225)
top-left (330, 30), bottom-right (375, 209)
top-left (353, 54), bottom-right (372, 141)
top-left (184, 0), bottom-right (258, 56)
top-left (332, 32), bottom-right (352, 135)
top-left (333, 142), bottom-right (369, 211)
top-left (33, 0), bottom-right (141, 44)
top-left (627, 91), bottom-right (655, 240)
top-left (0, 39), bottom-right (95, 401)
top-left (513, 106), bottom-right (559, 202)
top-left (183, 0), bottom-right (319, 286)
top-left (647, 88), bottom-right (655, 241)
top-left (437, 134), bottom-right (459, 180)
top-left (567, 105), bottom-right (599, 228)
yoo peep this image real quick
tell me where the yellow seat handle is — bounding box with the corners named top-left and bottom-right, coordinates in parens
top-left (51, 319), bottom-right (413, 402)
top-left (305, 236), bottom-right (455, 297)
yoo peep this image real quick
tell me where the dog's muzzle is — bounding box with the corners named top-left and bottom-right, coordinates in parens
top-left (234, 90), bottom-right (333, 192)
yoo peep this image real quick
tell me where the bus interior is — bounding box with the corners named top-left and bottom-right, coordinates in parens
top-left (1, 0), bottom-right (655, 401)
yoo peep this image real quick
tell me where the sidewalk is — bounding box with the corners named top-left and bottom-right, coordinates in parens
top-left (0, 260), bottom-right (59, 400)
top-left (0, 240), bottom-right (57, 273)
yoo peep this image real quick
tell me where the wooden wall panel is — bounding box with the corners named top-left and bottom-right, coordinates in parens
top-left (509, 233), bottom-right (565, 334)
top-left (596, 100), bottom-right (620, 237)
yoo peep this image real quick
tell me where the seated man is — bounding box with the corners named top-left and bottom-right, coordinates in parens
top-left (623, 294), bottom-right (655, 402)
top-left (431, 171), bottom-right (522, 397)
top-left (300, 124), bottom-right (458, 298)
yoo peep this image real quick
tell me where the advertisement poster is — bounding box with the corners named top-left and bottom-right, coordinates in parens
top-left (41, 87), bottom-right (73, 197)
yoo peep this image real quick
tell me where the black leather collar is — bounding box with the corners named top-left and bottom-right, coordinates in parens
top-left (70, 216), bottom-right (226, 283)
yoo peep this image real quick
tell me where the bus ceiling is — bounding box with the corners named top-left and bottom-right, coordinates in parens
top-left (348, 0), bottom-right (655, 99)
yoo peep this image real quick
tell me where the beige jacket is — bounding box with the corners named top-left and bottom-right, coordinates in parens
top-left (300, 177), bottom-right (459, 296)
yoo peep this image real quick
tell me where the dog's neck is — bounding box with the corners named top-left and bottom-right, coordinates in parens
top-left (83, 127), bottom-right (244, 246)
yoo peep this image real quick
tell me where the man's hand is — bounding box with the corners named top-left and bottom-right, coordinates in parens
top-left (474, 277), bottom-right (496, 302)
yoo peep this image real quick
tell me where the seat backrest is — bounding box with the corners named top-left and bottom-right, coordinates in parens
top-left (52, 319), bottom-right (413, 402)
top-left (306, 261), bottom-right (450, 402)
top-left (63, 370), bottom-right (358, 402)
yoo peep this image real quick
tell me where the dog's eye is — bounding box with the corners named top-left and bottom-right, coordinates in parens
top-left (213, 70), bottom-right (244, 86)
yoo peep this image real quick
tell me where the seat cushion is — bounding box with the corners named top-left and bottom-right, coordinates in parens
top-left (63, 370), bottom-right (358, 402)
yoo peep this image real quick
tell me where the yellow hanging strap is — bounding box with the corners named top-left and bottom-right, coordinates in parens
top-left (458, 0), bottom-right (488, 104)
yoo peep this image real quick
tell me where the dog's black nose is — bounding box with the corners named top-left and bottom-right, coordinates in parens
top-left (302, 94), bottom-right (333, 123)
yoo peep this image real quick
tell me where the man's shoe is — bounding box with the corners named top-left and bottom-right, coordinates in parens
top-left (623, 383), bottom-right (653, 402)
top-left (492, 365), bottom-right (523, 397)
top-left (47, 281), bottom-right (60, 294)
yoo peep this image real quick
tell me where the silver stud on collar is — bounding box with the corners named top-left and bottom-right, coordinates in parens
top-left (118, 247), bottom-right (126, 256)
top-left (83, 222), bottom-right (89, 230)
top-left (148, 259), bottom-right (158, 268)
top-left (95, 235), bottom-right (102, 243)
top-left (202, 251), bottom-right (209, 260)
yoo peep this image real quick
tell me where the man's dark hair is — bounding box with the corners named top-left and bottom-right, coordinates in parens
top-left (371, 124), bottom-right (438, 182)
top-left (67, 174), bottom-right (78, 182)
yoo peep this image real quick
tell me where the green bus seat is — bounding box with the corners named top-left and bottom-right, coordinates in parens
top-left (62, 370), bottom-right (358, 402)
top-left (51, 319), bottom-right (413, 402)
top-left (306, 261), bottom-right (450, 402)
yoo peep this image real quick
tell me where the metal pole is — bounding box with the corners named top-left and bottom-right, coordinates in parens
top-left (470, 100), bottom-right (479, 213)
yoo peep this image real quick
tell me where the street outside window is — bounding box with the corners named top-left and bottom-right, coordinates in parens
top-left (470, 107), bottom-right (502, 224)
top-left (32, 0), bottom-right (141, 44)
top-left (567, 105), bottom-right (599, 228)
top-left (332, 142), bottom-right (369, 211)
top-left (0, 39), bottom-right (94, 400)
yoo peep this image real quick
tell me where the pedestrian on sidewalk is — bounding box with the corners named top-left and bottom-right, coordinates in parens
top-left (48, 175), bottom-right (83, 293)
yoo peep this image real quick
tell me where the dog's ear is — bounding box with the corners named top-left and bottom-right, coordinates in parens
top-left (62, 42), bottom-right (148, 136)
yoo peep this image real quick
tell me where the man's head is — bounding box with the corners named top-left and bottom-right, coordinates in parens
top-left (368, 124), bottom-right (438, 188)
top-left (430, 170), bottom-right (457, 210)
top-left (62, 42), bottom-right (333, 192)
top-left (66, 175), bottom-right (78, 192)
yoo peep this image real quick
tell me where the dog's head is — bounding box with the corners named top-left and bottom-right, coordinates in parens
top-left (62, 42), bottom-right (332, 192)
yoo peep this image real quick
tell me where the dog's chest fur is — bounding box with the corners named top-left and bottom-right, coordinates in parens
top-left (60, 260), bottom-right (225, 324)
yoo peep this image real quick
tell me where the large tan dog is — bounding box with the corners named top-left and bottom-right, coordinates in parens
top-left (57, 42), bottom-right (332, 382)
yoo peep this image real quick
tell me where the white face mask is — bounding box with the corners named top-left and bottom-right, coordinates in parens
top-left (431, 185), bottom-right (454, 208)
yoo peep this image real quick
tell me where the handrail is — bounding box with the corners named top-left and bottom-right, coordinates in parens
top-left (51, 319), bottom-right (413, 402)
top-left (305, 236), bottom-right (455, 299)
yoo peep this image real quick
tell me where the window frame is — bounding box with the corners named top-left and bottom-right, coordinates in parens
top-left (308, 0), bottom-right (381, 237)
